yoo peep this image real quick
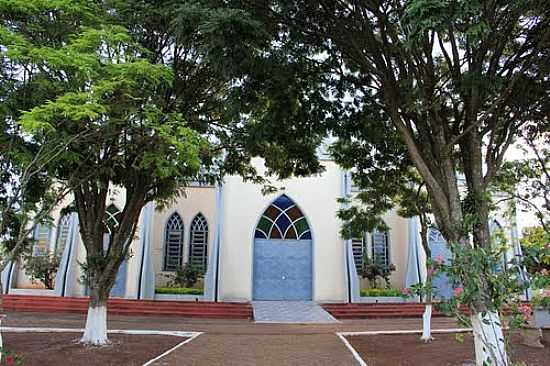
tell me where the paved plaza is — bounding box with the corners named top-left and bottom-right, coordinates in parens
top-left (3, 310), bottom-right (462, 365)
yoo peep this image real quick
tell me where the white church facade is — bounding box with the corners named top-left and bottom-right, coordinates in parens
top-left (3, 157), bottom-right (522, 303)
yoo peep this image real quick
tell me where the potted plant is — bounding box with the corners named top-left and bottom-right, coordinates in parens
top-left (533, 291), bottom-right (550, 328)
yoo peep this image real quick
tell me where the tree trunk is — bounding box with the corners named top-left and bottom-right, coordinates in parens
top-left (471, 311), bottom-right (509, 366)
top-left (80, 287), bottom-right (110, 345)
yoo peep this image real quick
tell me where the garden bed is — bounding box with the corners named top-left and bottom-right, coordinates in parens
top-left (346, 330), bottom-right (550, 366)
top-left (3, 332), bottom-right (185, 366)
top-left (155, 287), bottom-right (203, 295)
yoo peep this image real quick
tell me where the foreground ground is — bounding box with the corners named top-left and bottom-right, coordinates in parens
top-left (3, 311), bottom-right (548, 365)
top-left (347, 331), bottom-right (550, 366)
top-left (4, 333), bottom-right (183, 366)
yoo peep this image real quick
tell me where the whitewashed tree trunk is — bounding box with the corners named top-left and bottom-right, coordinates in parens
top-left (420, 304), bottom-right (433, 342)
top-left (471, 311), bottom-right (509, 366)
top-left (80, 304), bottom-right (109, 345)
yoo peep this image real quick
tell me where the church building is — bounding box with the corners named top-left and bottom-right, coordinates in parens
top-left (3, 155), bottom-right (521, 304)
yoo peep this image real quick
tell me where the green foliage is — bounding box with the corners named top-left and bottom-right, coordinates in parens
top-left (155, 287), bottom-right (204, 296)
top-left (163, 264), bottom-right (204, 289)
top-left (23, 254), bottom-right (60, 290)
top-left (532, 293), bottom-right (550, 310)
top-left (521, 226), bottom-right (550, 290)
top-left (436, 242), bottom-right (529, 326)
top-left (360, 288), bottom-right (403, 297)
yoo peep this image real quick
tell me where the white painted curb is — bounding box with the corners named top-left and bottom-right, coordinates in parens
top-left (336, 328), bottom-right (473, 366)
top-left (0, 326), bottom-right (202, 366)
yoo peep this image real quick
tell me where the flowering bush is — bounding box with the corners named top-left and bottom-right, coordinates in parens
top-left (23, 254), bottom-right (60, 289)
top-left (359, 254), bottom-right (396, 289)
top-left (0, 349), bottom-right (23, 365)
top-left (436, 242), bottom-right (529, 326)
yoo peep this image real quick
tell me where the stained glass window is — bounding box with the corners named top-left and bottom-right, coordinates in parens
top-left (104, 204), bottom-right (122, 234)
top-left (164, 212), bottom-right (184, 272)
top-left (189, 214), bottom-right (208, 271)
top-left (255, 195), bottom-right (311, 240)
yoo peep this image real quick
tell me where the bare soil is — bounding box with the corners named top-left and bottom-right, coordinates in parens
top-left (4, 332), bottom-right (184, 366)
top-left (347, 330), bottom-right (550, 366)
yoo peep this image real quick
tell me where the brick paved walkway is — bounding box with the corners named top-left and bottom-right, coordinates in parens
top-left (2, 311), bottom-right (462, 365)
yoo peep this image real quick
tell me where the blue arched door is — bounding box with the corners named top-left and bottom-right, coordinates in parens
top-left (253, 195), bottom-right (312, 301)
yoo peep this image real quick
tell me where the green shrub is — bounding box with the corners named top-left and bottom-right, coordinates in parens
top-left (163, 263), bottom-right (204, 288)
top-left (360, 288), bottom-right (403, 297)
top-left (155, 287), bottom-right (204, 295)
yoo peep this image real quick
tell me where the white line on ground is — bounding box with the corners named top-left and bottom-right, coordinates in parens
top-left (142, 332), bottom-right (201, 366)
top-left (336, 333), bottom-right (368, 366)
top-left (0, 327), bottom-right (203, 366)
top-left (336, 328), bottom-right (474, 366)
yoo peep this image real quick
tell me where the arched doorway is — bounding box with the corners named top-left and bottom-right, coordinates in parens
top-left (253, 195), bottom-right (312, 301)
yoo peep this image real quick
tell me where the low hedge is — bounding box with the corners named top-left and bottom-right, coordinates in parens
top-left (155, 287), bottom-right (203, 295)
top-left (360, 288), bottom-right (403, 297)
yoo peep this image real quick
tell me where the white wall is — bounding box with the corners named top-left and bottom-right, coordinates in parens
top-left (218, 159), bottom-right (348, 302)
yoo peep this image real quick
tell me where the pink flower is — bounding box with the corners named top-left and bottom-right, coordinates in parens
top-left (435, 255), bottom-right (445, 265)
top-left (453, 287), bottom-right (463, 297)
top-left (401, 288), bottom-right (412, 296)
top-left (5, 355), bottom-right (15, 366)
top-left (427, 266), bottom-right (436, 276)
top-left (519, 304), bottom-right (532, 320)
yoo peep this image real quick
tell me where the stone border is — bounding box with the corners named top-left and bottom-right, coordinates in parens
top-left (336, 328), bottom-right (473, 366)
top-left (0, 326), bottom-right (202, 366)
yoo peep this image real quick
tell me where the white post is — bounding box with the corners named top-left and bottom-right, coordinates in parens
top-left (420, 304), bottom-right (433, 342)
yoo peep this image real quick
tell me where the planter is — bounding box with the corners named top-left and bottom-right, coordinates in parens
top-left (358, 296), bottom-right (407, 303)
top-left (534, 308), bottom-right (550, 328)
top-left (154, 293), bottom-right (204, 301)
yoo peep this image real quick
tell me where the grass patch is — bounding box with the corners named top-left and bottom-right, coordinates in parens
top-left (360, 288), bottom-right (403, 297)
top-left (155, 287), bottom-right (203, 295)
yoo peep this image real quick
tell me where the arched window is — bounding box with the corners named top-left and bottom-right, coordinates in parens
top-left (55, 214), bottom-right (71, 256)
top-left (254, 194), bottom-right (311, 240)
top-left (189, 214), bottom-right (208, 271)
top-left (371, 231), bottom-right (390, 268)
top-left (164, 212), bottom-right (184, 272)
top-left (33, 224), bottom-right (51, 256)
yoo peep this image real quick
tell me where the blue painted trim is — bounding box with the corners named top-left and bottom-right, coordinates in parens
top-left (60, 213), bottom-right (78, 296)
top-left (137, 202), bottom-right (155, 300)
top-left (214, 183), bottom-right (224, 302)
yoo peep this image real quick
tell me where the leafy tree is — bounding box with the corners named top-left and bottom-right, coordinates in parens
top-left (496, 127), bottom-right (549, 234)
top-left (2, 0), bottom-right (328, 346)
top-left (236, 1), bottom-right (550, 364)
top-left (0, 0), bottom-right (98, 298)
